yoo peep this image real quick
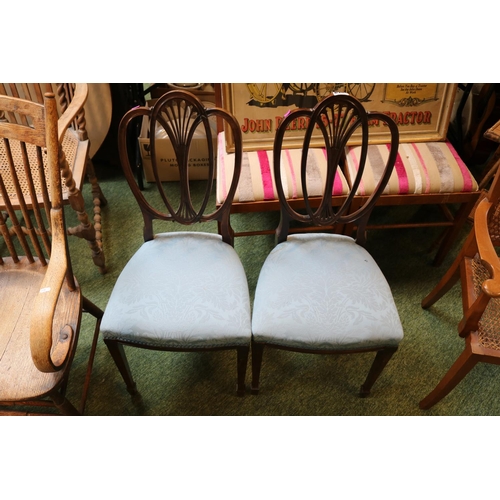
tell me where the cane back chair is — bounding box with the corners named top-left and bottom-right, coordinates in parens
top-left (251, 93), bottom-right (404, 397)
top-left (0, 92), bottom-right (103, 415)
top-left (100, 90), bottom-right (252, 399)
top-left (0, 83), bottom-right (107, 274)
top-left (419, 166), bottom-right (500, 409)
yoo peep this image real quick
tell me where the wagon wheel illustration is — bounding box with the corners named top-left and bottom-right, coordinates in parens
top-left (167, 83), bottom-right (204, 90)
top-left (315, 83), bottom-right (346, 100)
top-left (246, 83), bottom-right (283, 104)
top-left (288, 83), bottom-right (315, 94)
top-left (345, 83), bottom-right (376, 102)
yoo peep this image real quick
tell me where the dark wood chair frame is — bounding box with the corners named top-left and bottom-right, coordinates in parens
top-left (251, 93), bottom-right (401, 397)
top-left (104, 90), bottom-right (250, 397)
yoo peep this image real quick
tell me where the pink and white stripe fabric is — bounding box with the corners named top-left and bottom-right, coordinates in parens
top-left (344, 141), bottom-right (478, 196)
top-left (217, 132), bottom-right (350, 204)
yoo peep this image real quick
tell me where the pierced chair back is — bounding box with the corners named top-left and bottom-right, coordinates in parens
top-left (273, 93), bottom-right (399, 244)
top-left (0, 92), bottom-right (103, 415)
top-left (118, 89), bottom-right (243, 243)
top-left (250, 93), bottom-right (403, 398)
top-left (102, 90), bottom-right (251, 399)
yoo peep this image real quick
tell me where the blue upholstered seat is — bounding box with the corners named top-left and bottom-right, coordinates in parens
top-left (101, 232), bottom-right (251, 349)
top-left (252, 233), bottom-right (403, 351)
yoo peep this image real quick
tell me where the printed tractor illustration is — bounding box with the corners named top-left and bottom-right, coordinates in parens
top-left (246, 83), bottom-right (376, 107)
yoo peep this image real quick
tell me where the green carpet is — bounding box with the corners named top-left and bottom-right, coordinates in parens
top-left (58, 164), bottom-right (500, 416)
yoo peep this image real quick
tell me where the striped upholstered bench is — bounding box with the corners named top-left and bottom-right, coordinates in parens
top-left (344, 141), bottom-right (480, 265)
top-left (217, 133), bottom-right (480, 264)
top-left (345, 141), bottom-right (477, 197)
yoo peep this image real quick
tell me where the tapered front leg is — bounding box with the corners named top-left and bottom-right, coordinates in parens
top-left (104, 340), bottom-right (138, 396)
top-left (236, 346), bottom-right (249, 396)
top-left (359, 347), bottom-right (398, 397)
top-left (251, 342), bottom-right (265, 395)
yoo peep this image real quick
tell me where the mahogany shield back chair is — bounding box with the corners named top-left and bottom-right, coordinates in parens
top-left (100, 90), bottom-right (252, 398)
top-left (0, 92), bottom-right (103, 415)
top-left (251, 93), bottom-right (404, 397)
top-left (419, 167), bottom-right (500, 409)
top-left (0, 83), bottom-right (107, 274)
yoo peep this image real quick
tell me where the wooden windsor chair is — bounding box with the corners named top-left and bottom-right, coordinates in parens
top-left (0, 91), bottom-right (103, 415)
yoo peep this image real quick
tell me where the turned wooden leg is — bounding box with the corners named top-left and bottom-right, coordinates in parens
top-left (85, 159), bottom-right (107, 252)
top-left (60, 152), bottom-right (106, 274)
top-left (236, 346), bottom-right (249, 396)
top-left (66, 189), bottom-right (106, 274)
top-left (419, 345), bottom-right (479, 410)
top-left (359, 346), bottom-right (398, 397)
top-left (104, 340), bottom-right (138, 396)
top-left (251, 342), bottom-right (265, 395)
top-left (86, 159), bottom-right (108, 207)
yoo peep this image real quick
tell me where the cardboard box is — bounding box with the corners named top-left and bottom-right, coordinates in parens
top-left (139, 106), bottom-right (217, 182)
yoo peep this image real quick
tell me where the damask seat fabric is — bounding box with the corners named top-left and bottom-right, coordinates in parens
top-left (101, 232), bottom-right (252, 349)
top-left (251, 233), bottom-right (404, 350)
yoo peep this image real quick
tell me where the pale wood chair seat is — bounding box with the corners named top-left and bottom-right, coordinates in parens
top-left (0, 258), bottom-right (81, 401)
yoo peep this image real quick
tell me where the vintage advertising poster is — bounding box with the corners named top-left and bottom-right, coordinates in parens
top-left (221, 83), bottom-right (457, 152)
